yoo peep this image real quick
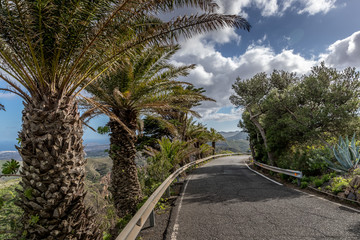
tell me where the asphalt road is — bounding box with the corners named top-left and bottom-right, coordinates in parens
top-left (167, 155), bottom-right (360, 240)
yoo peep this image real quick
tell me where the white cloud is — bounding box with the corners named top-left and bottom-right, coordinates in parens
top-left (161, 0), bottom-right (339, 125)
top-left (297, 0), bottom-right (337, 15)
top-left (173, 35), bottom-right (315, 122)
top-left (215, 0), bottom-right (338, 17)
top-left (188, 65), bottom-right (214, 86)
top-left (200, 107), bottom-right (244, 122)
top-left (186, 29), bottom-right (360, 124)
top-left (321, 31), bottom-right (360, 69)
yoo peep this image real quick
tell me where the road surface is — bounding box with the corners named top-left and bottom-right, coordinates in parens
top-left (168, 155), bottom-right (360, 240)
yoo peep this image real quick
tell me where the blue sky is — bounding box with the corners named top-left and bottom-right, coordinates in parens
top-left (1, 0), bottom-right (360, 149)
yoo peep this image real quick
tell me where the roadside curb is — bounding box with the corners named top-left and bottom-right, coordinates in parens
top-left (307, 186), bottom-right (360, 207)
top-left (249, 163), bottom-right (360, 210)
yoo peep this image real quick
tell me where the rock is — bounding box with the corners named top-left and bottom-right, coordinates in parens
top-left (337, 192), bottom-right (346, 199)
top-left (345, 189), bottom-right (350, 195)
top-left (350, 176), bottom-right (360, 188)
top-left (356, 191), bottom-right (360, 201)
top-left (347, 192), bottom-right (356, 200)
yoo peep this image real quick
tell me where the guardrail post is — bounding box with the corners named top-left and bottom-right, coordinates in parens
top-left (297, 178), bottom-right (301, 187)
top-left (149, 210), bottom-right (155, 227)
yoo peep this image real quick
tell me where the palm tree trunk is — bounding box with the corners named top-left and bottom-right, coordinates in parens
top-left (212, 141), bottom-right (216, 155)
top-left (108, 114), bottom-right (142, 218)
top-left (17, 95), bottom-right (100, 239)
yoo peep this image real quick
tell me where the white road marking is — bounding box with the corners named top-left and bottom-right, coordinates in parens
top-left (171, 175), bottom-right (192, 240)
top-left (246, 164), bottom-right (360, 214)
top-left (245, 163), bottom-right (283, 186)
top-left (291, 188), bottom-right (360, 214)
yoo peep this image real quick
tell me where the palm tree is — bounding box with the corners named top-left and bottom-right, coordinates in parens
top-left (0, 1), bottom-right (250, 237)
top-left (208, 128), bottom-right (225, 155)
top-left (0, 103), bottom-right (4, 111)
top-left (145, 137), bottom-right (199, 183)
top-left (83, 44), bottom-right (214, 217)
top-left (181, 118), bottom-right (210, 159)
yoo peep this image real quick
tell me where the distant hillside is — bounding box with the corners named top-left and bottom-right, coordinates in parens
top-left (224, 131), bottom-right (248, 141)
top-left (218, 131), bottom-right (240, 138)
top-left (84, 143), bottom-right (109, 158)
top-left (0, 143), bottom-right (110, 161)
top-left (216, 131), bottom-right (250, 153)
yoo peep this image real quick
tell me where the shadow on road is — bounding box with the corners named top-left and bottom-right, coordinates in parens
top-left (348, 222), bottom-right (360, 237)
top-left (182, 164), bottom-right (303, 205)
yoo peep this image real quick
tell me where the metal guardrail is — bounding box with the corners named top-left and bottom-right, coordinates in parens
top-left (116, 153), bottom-right (240, 240)
top-left (252, 159), bottom-right (303, 185)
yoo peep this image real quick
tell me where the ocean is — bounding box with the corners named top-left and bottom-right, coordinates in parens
top-left (0, 139), bottom-right (110, 160)
top-left (0, 140), bottom-right (17, 151)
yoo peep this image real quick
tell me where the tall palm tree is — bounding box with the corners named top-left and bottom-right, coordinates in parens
top-left (83, 44), bottom-right (213, 217)
top-left (0, 1), bottom-right (250, 237)
top-left (208, 128), bottom-right (225, 155)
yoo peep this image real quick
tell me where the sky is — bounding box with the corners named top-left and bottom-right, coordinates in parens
top-left (1, 0), bottom-right (360, 149)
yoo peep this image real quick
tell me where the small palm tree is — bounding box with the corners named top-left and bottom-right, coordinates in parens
top-left (145, 137), bottom-right (199, 183)
top-left (0, 1), bottom-right (250, 237)
top-left (83, 45), bottom-right (213, 217)
top-left (208, 128), bottom-right (225, 155)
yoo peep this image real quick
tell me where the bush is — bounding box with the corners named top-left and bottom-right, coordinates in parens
top-left (329, 176), bottom-right (351, 194)
top-left (353, 168), bottom-right (360, 176)
top-left (280, 173), bottom-right (291, 181)
top-left (321, 173), bottom-right (331, 182)
top-left (306, 147), bottom-right (331, 176)
top-left (300, 181), bottom-right (308, 189)
top-left (0, 179), bottom-right (23, 239)
top-left (275, 146), bottom-right (330, 176)
top-left (313, 178), bottom-right (324, 187)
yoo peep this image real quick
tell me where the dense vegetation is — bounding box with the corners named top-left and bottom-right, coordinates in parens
top-left (0, 1), bottom-right (251, 238)
top-left (230, 63), bottom-right (360, 201)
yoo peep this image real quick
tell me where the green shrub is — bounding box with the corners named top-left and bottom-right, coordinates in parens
top-left (280, 173), bottom-right (290, 181)
top-left (0, 179), bottom-right (23, 239)
top-left (300, 181), bottom-right (308, 189)
top-left (353, 168), bottom-right (360, 176)
top-left (330, 172), bottom-right (337, 178)
top-left (305, 147), bottom-right (331, 176)
top-left (321, 173), bottom-right (331, 182)
top-left (329, 176), bottom-right (351, 194)
top-left (313, 178), bottom-right (324, 187)
top-left (276, 147), bottom-right (330, 176)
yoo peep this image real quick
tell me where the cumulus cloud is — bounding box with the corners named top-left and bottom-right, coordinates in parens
top-left (200, 108), bottom-right (244, 122)
top-left (321, 31), bottom-right (360, 69)
top-left (173, 35), bottom-right (316, 122)
top-left (215, 0), bottom-right (338, 17)
top-left (297, 0), bottom-right (337, 15)
top-left (160, 0), bottom-right (339, 127)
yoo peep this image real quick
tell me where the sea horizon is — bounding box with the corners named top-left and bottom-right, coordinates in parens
top-left (0, 138), bottom-right (109, 152)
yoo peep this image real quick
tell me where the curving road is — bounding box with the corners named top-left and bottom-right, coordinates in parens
top-left (167, 155), bottom-right (360, 240)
